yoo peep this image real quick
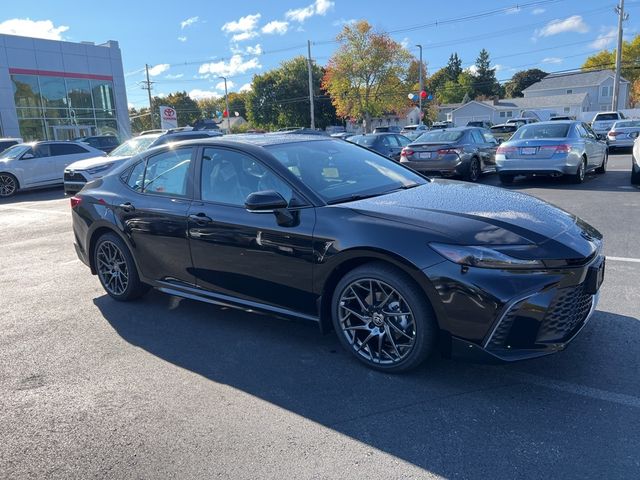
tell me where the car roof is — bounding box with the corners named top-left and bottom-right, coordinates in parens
top-left (176, 133), bottom-right (332, 147)
top-left (522, 120), bottom-right (577, 125)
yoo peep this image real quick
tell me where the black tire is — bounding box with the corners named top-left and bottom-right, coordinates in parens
top-left (465, 157), bottom-right (481, 182)
top-left (632, 164), bottom-right (640, 185)
top-left (570, 158), bottom-right (586, 184)
top-left (331, 262), bottom-right (437, 373)
top-left (499, 174), bottom-right (514, 185)
top-left (0, 173), bottom-right (19, 198)
top-left (93, 232), bottom-right (149, 301)
top-left (595, 150), bottom-right (608, 174)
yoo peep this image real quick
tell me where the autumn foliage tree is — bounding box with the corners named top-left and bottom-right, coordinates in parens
top-left (322, 20), bottom-right (413, 132)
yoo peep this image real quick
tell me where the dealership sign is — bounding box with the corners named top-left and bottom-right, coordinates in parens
top-left (159, 106), bottom-right (177, 129)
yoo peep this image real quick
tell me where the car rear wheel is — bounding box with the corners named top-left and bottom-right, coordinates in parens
top-left (595, 150), bottom-right (608, 174)
top-left (0, 173), bottom-right (18, 198)
top-left (499, 174), bottom-right (514, 185)
top-left (570, 158), bottom-right (586, 184)
top-left (632, 162), bottom-right (640, 185)
top-left (465, 157), bottom-right (481, 182)
top-left (94, 232), bottom-right (149, 301)
top-left (331, 263), bottom-right (436, 373)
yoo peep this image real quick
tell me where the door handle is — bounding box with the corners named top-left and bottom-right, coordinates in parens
top-left (119, 202), bottom-right (135, 212)
top-left (188, 213), bottom-right (213, 225)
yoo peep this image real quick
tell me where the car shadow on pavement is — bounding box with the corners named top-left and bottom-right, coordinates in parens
top-left (95, 292), bottom-right (640, 479)
top-left (0, 186), bottom-right (66, 204)
top-left (480, 170), bottom-right (637, 193)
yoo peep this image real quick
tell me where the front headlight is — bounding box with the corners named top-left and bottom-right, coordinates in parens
top-left (86, 163), bottom-right (114, 175)
top-left (430, 243), bottom-right (544, 269)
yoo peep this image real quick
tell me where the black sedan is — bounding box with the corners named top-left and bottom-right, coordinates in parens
top-left (70, 135), bottom-right (605, 372)
top-left (348, 133), bottom-right (411, 161)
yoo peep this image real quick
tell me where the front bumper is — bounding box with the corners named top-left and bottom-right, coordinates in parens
top-left (426, 253), bottom-right (604, 362)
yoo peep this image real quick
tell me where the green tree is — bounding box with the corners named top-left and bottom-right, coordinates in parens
top-left (425, 68), bottom-right (452, 103)
top-left (439, 71), bottom-right (475, 104)
top-left (322, 20), bottom-right (412, 132)
top-left (129, 107), bottom-right (152, 134)
top-left (503, 68), bottom-right (548, 98)
top-left (445, 53), bottom-right (463, 81)
top-left (407, 59), bottom-right (428, 91)
top-left (153, 91), bottom-right (200, 127)
top-left (471, 48), bottom-right (501, 98)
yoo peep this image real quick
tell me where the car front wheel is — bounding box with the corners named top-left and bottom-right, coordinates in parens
top-left (331, 263), bottom-right (436, 373)
top-left (632, 160), bottom-right (640, 185)
top-left (0, 173), bottom-right (18, 198)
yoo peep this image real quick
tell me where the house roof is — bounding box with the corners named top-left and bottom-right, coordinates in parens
top-left (452, 93), bottom-right (589, 114)
top-left (523, 69), bottom-right (629, 92)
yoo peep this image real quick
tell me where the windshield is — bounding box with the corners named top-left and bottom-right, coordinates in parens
top-left (266, 140), bottom-right (425, 204)
top-left (512, 124), bottom-right (570, 139)
top-left (109, 135), bottom-right (159, 157)
top-left (491, 125), bottom-right (517, 133)
top-left (614, 120), bottom-right (640, 128)
top-left (416, 130), bottom-right (464, 143)
top-left (594, 113), bottom-right (619, 121)
top-left (0, 144), bottom-right (31, 160)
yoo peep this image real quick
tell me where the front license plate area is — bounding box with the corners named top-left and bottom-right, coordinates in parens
top-left (520, 147), bottom-right (537, 155)
top-left (585, 257), bottom-right (605, 294)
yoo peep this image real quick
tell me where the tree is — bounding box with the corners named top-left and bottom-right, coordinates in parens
top-left (471, 48), bottom-right (501, 98)
top-left (582, 34), bottom-right (640, 93)
top-left (152, 91), bottom-right (200, 127)
top-left (407, 59), bottom-right (428, 91)
top-left (129, 107), bottom-right (152, 134)
top-left (439, 71), bottom-right (475, 104)
top-left (425, 68), bottom-right (452, 103)
top-left (445, 53), bottom-right (463, 81)
top-left (246, 56), bottom-right (338, 130)
top-left (503, 69), bottom-right (548, 98)
top-left (322, 20), bottom-right (413, 132)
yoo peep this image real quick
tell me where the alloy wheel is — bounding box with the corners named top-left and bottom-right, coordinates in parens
top-left (338, 279), bottom-right (416, 365)
top-left (0, 174), bottom-right (17, 197)
top-left (469, 159), bottom-right (480, 182)
top-left (578, 160), bottom-right (585, 181)
top-left (96, 240), bottom-right (129, 296)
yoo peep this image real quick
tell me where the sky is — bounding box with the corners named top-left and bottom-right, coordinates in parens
top-left (1, 0), bottom-right (638, 108)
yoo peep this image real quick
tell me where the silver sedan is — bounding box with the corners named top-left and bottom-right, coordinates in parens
top-left (607, 120), bottom-right (640, 150)
top-left (495, 121), bottom-right (608, 185)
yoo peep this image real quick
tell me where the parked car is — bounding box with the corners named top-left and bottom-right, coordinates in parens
top-left (402, 130), bottom-right (426, 142)
top-left (0, 138), bottom-right (23, 154)
top-left (591, 111), bottom-right (626, 137)
top-left (495, 121), bottom-right (607, 185)
top-left (348, 133), bottom-right (411, 161)
top-left (606, 120), bottom-right (640, 151)
top-left (631, 132), bottom-right (640, 185)
top-left (0, 141), bottom-right (105, 197)
top-left (373, 125), bottom-right (402, 133)
top-left (489, 124), bottom-right (518, 143)
top-left (330, 132), bottom-right (353, 140)
top-left (400, 127), bottom-right (499, 182)
top-left (74, 135), bottom-right (120, 154)
top-left (430, 121), bottom-right (453, 129)
top-left (64, 130), bottom-right (222, 195)
top-left (271, 128), bottom-right (329, 136)
top-left (70, 134), bottom-right (605, 372)
top-left (466, 120), bottom-right (493, 128)
top-left (401, 124), bottom-right (428, 135)
top-left (550, 115), bottom-right (575, 121)
top-left (506, 117), bottom-right (538, 127)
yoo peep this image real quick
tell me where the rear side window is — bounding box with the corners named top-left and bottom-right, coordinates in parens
top-left (50, 143), bottom-right (89, 156)
top-left (100, 137), bottom-right (118, 147)
top-left (594, 113), bottom-right (619, 121)
top-left (126, 148), bottom-right (193, 196)
top-left (0, 141), bottom-right (18, 151)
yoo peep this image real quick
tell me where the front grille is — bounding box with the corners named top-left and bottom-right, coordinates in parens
top-left (537, 284), bottom-right (593, 343)
top-left (64, 172), bottom-right (87, 182)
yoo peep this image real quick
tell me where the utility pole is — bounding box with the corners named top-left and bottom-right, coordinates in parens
top-left (220, 76), bottom-right (231, 133)
top-left (142, 64), bottom-right (155, 129)
top-left (612, 0), bottom-right (628, 110)
top-left (416, 44), bottom-right (423, 124)
top-left (307, 40), bottom-right (316, 130)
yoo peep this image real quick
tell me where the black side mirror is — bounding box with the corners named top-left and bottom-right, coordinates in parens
top-left (497, 138), bottom-right (504, 144)
top-left (245, 190), bottom-right (288, 211)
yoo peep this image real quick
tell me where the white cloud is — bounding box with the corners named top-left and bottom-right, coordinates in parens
top-left (246, 44), bottom-right (263, 55)
top-left (165, 73), bottom-right (184, 79)
top-left (177, 36), bottom-right (187, 42)
top-left (0, 18), bottom-right (68, 40)
top-left (532, 8), bottom-right (545, 15)
top-left (542, 57), bottom-right (563, 64)
top-left (494, 64), bottom-right (507, 72)
top-left (215, 80), bottom-right (235, 90)
top-left (286, 0), bottom-right (334, 23)
top-left (189, 89), bottom-right (221, 100)
top-left (466, 65), bottom-right (479, 75)
top-left (128, 102), bottom-right (135, 109)
top-left (199, 55), bottom-right (262, 77)
top-left (232, 31), bottom-right (259, 42)
top-left (239, 83), bottom-right (252, 92)
top-left (222, 13), bottom-right (261, 33)
top-left (535, 15), bottom-right (589, 38)
top-left (148, 64), bottom-right (170, 76)
top-left (332, 18), bottom-right (356, 27)
top-left (590, 26), bottom-right (617, 50)
top-left (262, 20), bottom-right (289, 35)
top-left (181, 16), bottom-right (199, 29)
top-left (400, 37), bottom-right (409, 49)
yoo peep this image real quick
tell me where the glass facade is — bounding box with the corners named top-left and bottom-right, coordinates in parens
top-left (11, 74), bottom-right (118, 141)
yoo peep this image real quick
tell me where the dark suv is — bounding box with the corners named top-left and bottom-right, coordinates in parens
top-left (75, 135), bottom-right (120, 153)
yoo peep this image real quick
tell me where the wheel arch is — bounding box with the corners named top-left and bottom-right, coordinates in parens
top-left (0, 171), bottom-right (20, 189)
top-left (87, 223), bottom-right (142, 278)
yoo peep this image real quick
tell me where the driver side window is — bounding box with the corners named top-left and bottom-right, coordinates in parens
top-left (200, 148), bottom-right (293, 207)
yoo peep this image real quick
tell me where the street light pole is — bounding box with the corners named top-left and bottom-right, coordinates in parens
top-left (220, 76), bottom-right (231, 133)
top-left (416, 45), bottom-right (423, 124)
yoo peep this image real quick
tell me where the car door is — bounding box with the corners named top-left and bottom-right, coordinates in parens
top-left (18, 144), bottom-right (56, 186)
top-left (469, 129), bottom-right (491, 168)
top-left (480, 130), bottom-right (499, 169)
top-left (583, 123), bottom-right (606, 167)
top-left (187, 146), bottom-right (317, 315)
top-left (115, 146), bottom-right (196, 285)
top-left (385, 135), bottom-right (404, 161)
top-left (393, 135), bottom-right (411, 161)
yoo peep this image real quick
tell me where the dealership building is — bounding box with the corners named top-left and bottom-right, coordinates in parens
top-left (0, 33), bottom-right (130, 142)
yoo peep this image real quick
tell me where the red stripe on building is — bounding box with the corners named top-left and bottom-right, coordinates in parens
top-left (8, 68), bottom-right (113, 81)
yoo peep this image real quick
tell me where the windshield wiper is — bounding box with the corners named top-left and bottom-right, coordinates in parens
top-left (327, 192), bottom-right (386, 205)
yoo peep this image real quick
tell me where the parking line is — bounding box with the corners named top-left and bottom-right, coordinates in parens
top-left (0, 206), bottom-right (69, 216)
top-left (607, 256), bottom-right (640, 264)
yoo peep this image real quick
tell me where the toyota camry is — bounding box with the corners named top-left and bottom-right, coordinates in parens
top-left (70, 135), bottom-right (605, 372)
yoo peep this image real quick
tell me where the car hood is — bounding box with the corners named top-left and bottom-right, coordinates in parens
top-left (341, 179), bottom-right (602, 260)
top-left (66, 155), bottom-right (131, 171)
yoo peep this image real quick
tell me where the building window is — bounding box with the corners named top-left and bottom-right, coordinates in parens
top-left (499, 111), bottom-right (506, 118)
top-left (564, 107), bottom-right (571, 113)
top-left (566, 89), bottom-right (573, 94)
top-left (601, 86), bottom-right (612, 97)
top-left (506, 111), bottom-right (513, 118)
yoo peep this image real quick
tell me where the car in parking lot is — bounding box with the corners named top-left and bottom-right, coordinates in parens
top-left (70, 134), bottom-right (605, 372)
top-left (400, 127), bottom-right (499, 182)
top-left (506, 117), bottom-right (538, 128)
top-left (0, 141), bottom-right (105, 197)
top-left (74, 135), bottom-right (121, 154)
top-left (0, 137), bottom-right (23, 154)
top-left (348, 133), bottom-right (411, 161)
top-left (466, 120), bottom-right (493, 128)
top-left (606, 120), bottom-right (640, 151)
top-left (495, 121), bottom-right (608, 185)
top-left (373, 125), bottom-right (402, 133)
top-left (631, 132), bottom-right (640, 185)
top-left (489, 124), bottom-right (518, 143)
top-left (591, 111), bottom-right (626, 137)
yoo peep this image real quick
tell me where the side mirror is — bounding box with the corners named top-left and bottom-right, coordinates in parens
top-left (21, 153), bottom-right (35, 159)
top-left (630, 131), bottom-right (639, 139)
top-left (497, 138), bottom-right (504, 144)
top-left (245, 190), bottom-right (288, 211)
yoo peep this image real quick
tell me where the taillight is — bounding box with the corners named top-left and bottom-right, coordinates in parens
top-left (608, 131), bottom-right (623, 136)
top-left (437, 148), bottom-right (462, 155)
top-left (496, 145), bottom-right (516, 154)
top-left (401, 148), bottom-right (414, 157)
top-left (70, 196), bottom-right (82, 209)
top-left (539, 144), bottom-right (571, 153)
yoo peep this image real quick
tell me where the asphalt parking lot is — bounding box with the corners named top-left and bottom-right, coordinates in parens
top-left (1, 152), bottom-right (639, 479)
